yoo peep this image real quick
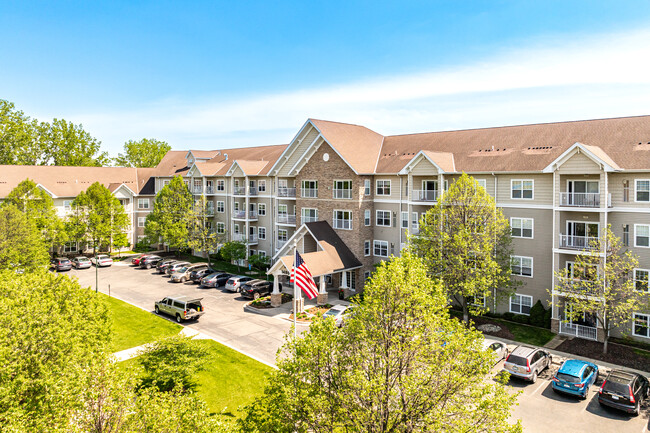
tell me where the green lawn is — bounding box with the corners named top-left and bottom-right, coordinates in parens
top-left (103, 294), bottom-right (181, 351)
top-left (488, 317), bottom-right (555, 346)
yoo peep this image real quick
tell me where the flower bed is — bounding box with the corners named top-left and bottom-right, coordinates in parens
top-left (289, 304), bottom-right (333, 322)
top-left (248, 293), bottom-right (293, 309)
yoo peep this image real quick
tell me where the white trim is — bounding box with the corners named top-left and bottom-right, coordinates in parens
top-left (373, 240), bottom-right (389, 257)
top-left (511, 255), bottom-right (533, 278)
top-left (634, 179), bottom-right (650, 203)
top-left (375, 209), bottom-right (391, 227)
top-left (288, 136), bottom-right (324, 175)
top-left (268, 119), bottom-right (314, 175)
top-left (332, 179), bottom-right (353, 199)
top-left (35, 183), bottom-right (57, 198)
top-left (364, 240), bottom-right (371, 257)
top-left (634, 223), bottom-right (650, 248)
top-left (375, 179), bottom-right (392, 196)
top-left (500, 203), bottom-right (553, 209)
top-left (509, 293), bottom-right (533, 315)
top-left (332, 209), bottom-right (353, 230)
top-left (632, 312), bottom-right (650, 338)
top-left (633, 268), bottom-right (650, 293)
top-left (364, 209), bottom-right (371, 226)
top-left (510, 217), bottom-right (534, 239)
top-left (397, 150), bottom-right (453, 175)
top-left (510, 179), bottom-right (534, 200)
top-left (542, 142), bottom-right (620, 173)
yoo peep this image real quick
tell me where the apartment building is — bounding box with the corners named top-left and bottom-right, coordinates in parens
top-left (2, 115), bottom-right (649, 343)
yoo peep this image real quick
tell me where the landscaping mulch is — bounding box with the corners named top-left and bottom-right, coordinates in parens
top-left (465, 316), bottom-right (516, 340)
top-left (555, 338), bottom-right (650, 372)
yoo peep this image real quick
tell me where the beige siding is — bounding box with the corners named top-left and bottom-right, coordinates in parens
top-left (409, 156), bottom-right (440, 176)
top-left (374, 175), bottom-right (401, 200)
top-left (609, 173), bottom-right (650, 208)
top-left (496, 174), bottom-right (553, 205)
top-left (276, 125), bottom-right (320, 177)
top-left (557, 151), bottom-right (601, 174)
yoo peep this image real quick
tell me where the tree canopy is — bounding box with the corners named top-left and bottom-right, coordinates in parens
top-left (145, 176), bottom-right (193, 251)
top-left (187, 196), bottom-right (224, 267)
top-left (240, 253), bottom-right (521, 433)
top-left (113, 138), bottom-right (171, 167)
top-left (411, 173), bottom-right (516, 324)
top-left (0, 204), bottom-right (49, 271)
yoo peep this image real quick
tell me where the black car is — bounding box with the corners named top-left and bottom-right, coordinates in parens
top-left (156, 259), bottom-right (177, 274)
top-left (189, 267), bottom-right (218, 283)
top-left (50, 257), bottom-right (72, 272)
top-left (139, 255), bottom-right (162, 269)
top-left (241, 279), bottom-right (274, 300)
top-left (200, 272), bottom-right (232, 288)
top-left (598, 369), bottom-right (649, 416)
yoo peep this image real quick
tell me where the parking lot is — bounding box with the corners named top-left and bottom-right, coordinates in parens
top-left (68, 262), bottom-right (648, 432)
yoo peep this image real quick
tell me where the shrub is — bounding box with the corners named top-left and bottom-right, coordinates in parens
top-left (511, 314), bottom-right (530, 325)
top-left (543, 306), bottom-right (552, 329)
top-left (502, 312), bottom-right (515, 322)
top-left (528, 300), bottom-right (547, 328)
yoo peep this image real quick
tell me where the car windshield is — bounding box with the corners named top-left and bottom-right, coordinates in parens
top-left (557, 373), bottom-right (581, 383)
top-left (507, 355), bottom-right (528, 366)
top-left (78, 258), bottom-right (89, 262)
top-left (177, 267), bottom-right (188, 273)
top-left (324, 308), bottom-right (343, 317)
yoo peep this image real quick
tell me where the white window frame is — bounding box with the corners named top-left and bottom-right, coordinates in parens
top-left (278, 229), bottom-right (288, 242)
top-left (163, 179), bottom-right (170, 187)
top-left (364, 240), bottom-right (371, 256)
top-left (373, 240), bottom-right (389, 257)
top-left (364, 209), bottom-right (371, 226)
top-left (233, 224), bottom-right (240, 234)
top-left (375, 210), bottom-right (391, 227)
top-left (364, 179), bottom-right (371, 196)
top-left (301, 180), bottom-right (318, 198)
top-left (470, 294), bottom-right (486, 307)
top-left (217, 179), bottom-right (225, 192)
top-left (364, 271), bottom-right (371, 280)
top-left (376, 180), bottom-right (391, 196)
top-left (633, 313), bottom-right (650, 338)
top-left (63, 241), bottom-right (78, 253)
top-left (476, 179), bottom-right (487, 190)
top-left (510, 217), bottom-right (534, 239)
top-left (634, 268), bottom-right (650, 293)
top-left (138, 217), bottom-right (146, 227)
top-left (258, 180), bottom-right (266, 193)
top-left (511, 255), bottom-right (533, 278)
top-left (258, 203), bottom-right (266, 216)
top-left (510, 294), bottom-right (533, 315)
top-left (333, 180), bottom-right (352, 199)
top-left (137, 198), bottom-right (149, 209)
top-left (258, 227), bottom-right (266, 240)
top-left (635, 179), bottom-right (650, 202)
top-left (401, 211), bottom-right (408, 229)
top-left (634, 224), bottom-right (650, 248)
top-left (301, 207), bottom-right (318, 223)
top-left (511, 179), bottom-right (534, 200)
top-left (333, 210), bottom-right (352, 230)
top-left (217, 201), bottom-right (225, 213)
top-left (259, 250), bottom-right (266, 258)
top-left (216, 222), bottom-right (225, 234)
top-left (411, 212), bottom-right (419, 231)
top-left (63, 200), bottom-right (72, 211)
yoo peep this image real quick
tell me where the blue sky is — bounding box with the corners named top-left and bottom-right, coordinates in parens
top-left (3, 1), bottom-right (650, 156)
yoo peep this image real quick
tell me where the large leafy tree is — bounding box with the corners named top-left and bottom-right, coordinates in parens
top-left (145, 175), bottom-right (193, 252)
top-left (187, 196), bottom-right (224, 267)
top-left (0, 99), bottom-right (41, 165)
top-left (240, 253), bottom-right (521, 433)
top-left (554, 226), bottom-right (650, 354)
top-left (5, 179), bottom-right (67, 251)
top-left (0, 204), bottom-right (49, 271)
top-left (113, 138), bottom-right (171, 167)
top-left (70, 182), bottom-right (131, 253)
top-left (220, 241), bottom-right (247, 271)
top-left (411, 173), bottom-right (515, 324)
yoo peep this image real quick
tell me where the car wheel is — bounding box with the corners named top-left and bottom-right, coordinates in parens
top-left (176, 314), bottom-right (182, 323)
top-left (155, 306), bottom-right (160, 314)
top-left (253, 292), bottom-right (260, 300)
top-left (531, 371), bottom-right (537, 383)
top-left (146, 264), bottom-right (151, 269)
top-left (181, 277), bottom-right (186, 283)
top-left (633, 403), bottom-right (640, 417)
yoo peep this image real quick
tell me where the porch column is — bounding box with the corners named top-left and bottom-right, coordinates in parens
top-left (270, 271), bottom-right (283, 307)
top-left (316, 275), bottom-right (328, 306)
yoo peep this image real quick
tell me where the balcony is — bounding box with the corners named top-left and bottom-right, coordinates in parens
top-left (233, 186), bottom-right (246, 195)
top-left (556, 277), bottom-right (602, 297)
top-left (206, 187), bottom-right (215, 194)
top-left (193, 186), bottom-right (203, 194)
top-left (278, 187), bottom-right (296, 198)
top-left (232, 210), bottom-right (258, 220)
top-left (560, 192), bottom-right (600, 208)
top-left (301, 188), bottom-right (318, 198)
top-left (559, 234), bottom-right (599, 251)
top-left (249, 187), bottom-right (258, 196)
top-left (277, 214), bottom-right (296, 225)
top-left (412, 190), bottom-right (439, 202)
top-left (232, 233), bottom-right (258, 244)
top-left (205, 206), bottom-right (215, 216)
top-left (559, 322), bottom-right (597, 341)
top-left (333, 189), bottom-right (351, 199)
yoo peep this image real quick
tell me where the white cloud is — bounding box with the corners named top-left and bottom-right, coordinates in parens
top-left (71, 27), bottom-right (650, 154)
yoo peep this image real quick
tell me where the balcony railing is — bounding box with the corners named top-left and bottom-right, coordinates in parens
top-left (277, 214), bottom-right (296, 225)
top-left (333, 189), bottom-right (352, 199)
top-left (412, 190), bottom-right (439, 202)
top-left (206, 187), bottom-right (215, 194)
top-left (205, 206), bottom-right (215, 216)
top-left (302, 216), bottom-right (318, 224)
top-left (193, 186), bottom-right (203, 194)
top-left (232, 210), bottom-right (258, 219)
top-left (233, 186), bottom-right (246, 195)
top-left (333, 219), bottom-right (352, 230)
top-left (559, 322), bottom-right (597, 341)
top-left (301, 188), bottom-right (318, 198)
top-left (248, 233), bottom-right (258, 243)
top-left (560, 192), bottom-right (600, 207)
top-left (556, 277), bottom-right (602, 297)
top-left (276, 240), bottom-right (287, 250)
top-left (559, 234), bottom-right (599, 250)
top-left (249, 187), bottom-right (258, 196)
top-left (232, 233), bottom-right (245, 242)
top-left (278, 187), bottom-right (296, 197)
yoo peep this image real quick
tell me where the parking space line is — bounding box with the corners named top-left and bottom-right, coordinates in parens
top-left (532, 380), bottom-right (546, 395)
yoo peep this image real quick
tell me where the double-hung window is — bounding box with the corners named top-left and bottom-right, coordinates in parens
top-left (633, 313), bottom-right (650, 338)
top-left (216, 222), bottom-right (225, 234)
top-left (635, 224), bottom-right (650, 247)
top-left (137, 198), bottom-right (149, 209)
top-left (301, 180), bottom-right (318, 198)
top-left (301, 208), bottom-right (318, 224)
top-left (258, 180), bottom-right (266, 193)
top-left (258, 227), bottom-right (266, 240)
top-left (511, 217), bottom-right (533, 238)
top-left (476, 179), bottom-right (487, 190)
top-left (364, 179), bottom-right (371, 196)
top-left (217, 201), bottom-right (225, 213)
top-left (376, 180), bottom-right (391, 196)
top-left (373, 240), bottom-right (388, 257)
top-left (278, 229), bottom-right (288, 242)
top-left (258, 203), bottom-right (266, 216)
top-left (511, 180), bottom-right (533, 199)
top-left (510, 294), bottom-right (533, 315)
top-left (138, 217), bottom-right (146, 227)
top-left (63, 200), bottom-right (72, 211)
top-left (64, 242), bottom-right (78, 253)
top-left (364, 209), bottom-right (371, 226)
top-left (411, 212), bottom-right (419, 231)
top-left (401, 211), bottom-right (408, 229)
top-left (333, 180), bottom-right (352, 199)
top-left (635, 269), bottom-right (649, 292)
top-left (333, 210), bottom-right (352, 230)
top-left (217, 180), bottom-right (225, 192)
top-left (636, 180), bottom-right (650, 202)
top-left (511, 256), bottom-right (533, 277)
top-left (376, 210), bottom-right (391, 227)
top-left (364, 240), bottom-right (371, 256)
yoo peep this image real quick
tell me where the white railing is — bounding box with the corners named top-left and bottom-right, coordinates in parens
top-left (232, 233), bottom-right (246, 242)
top-left (277, 214), bottom-right (296, 225)
top-left (233, 186), bottom-right (246, 195)
top-left (232, 210), bottom-right (258, 219)
top-left (248, 234), bottom-right (258, 243)
top-left (559, 234), bottom-right (599, 250)
top-left (333, 189), bottom-right (352, 199)
top-left (205, 187), bottom-right (215, 194)
top-left (333, 219), bottom-right (352, 230)
top-left (556, 277), bottom-right (602, 297)
top-left (193, 186), bottom-right (203, 194)
top-left (412, 190), bottom-right (439, 202)
top-left (301, 188), bottom-right (318, 198)
top-left (276, 240), bottom-right (287, 250)
top-left (249, 187), bottom-right (258, 196)
top-left (205, 205), bottom-right (215, 215)
top-left (560, 192), bottom-right (600, 207)
top-left (559, 322), bottom-right (598, 341)
top-left (278, 187), bottom-right (296, 197)
top-left (302, 216), bottom-right (318, 224)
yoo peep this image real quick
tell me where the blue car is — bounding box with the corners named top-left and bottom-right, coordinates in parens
top-left (552, 359), bottom-right (599, 399)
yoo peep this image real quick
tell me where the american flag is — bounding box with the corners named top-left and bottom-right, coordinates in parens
top-left (290, 251), bottom-right (318, 299)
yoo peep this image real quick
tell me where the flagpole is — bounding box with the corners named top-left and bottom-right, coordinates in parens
top-left (293, 243), bottom-right (297, 339)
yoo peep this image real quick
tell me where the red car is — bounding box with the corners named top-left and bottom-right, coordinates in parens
top-left (131, 254), bottom-right (150, 266)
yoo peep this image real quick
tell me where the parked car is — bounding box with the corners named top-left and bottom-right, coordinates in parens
top-left (131, 254), bottom-right (150, 266)
top-left (71, 256), bottom-right (92, 269)
top-left (503, 345), bottom-right (552, 383)
top-left (165, 261), bottom-right (191, 276)
top-left (225, 276), bottom-right (254, 292)
top-left (50, 257), bottom-right (72, 272)
top-left (322, 305), bottom-right (355, 327)
top-left (170, 263), bottom-right (208, 283)
top-left (139, 255), bottom-right (162, 269)
top-left (190, 267), bottom-right (218, 284)
top-left (154, 295), bottom-right (205, 323)
top-left (156, 258), bottom-right (178, 274)
top-left (241, 279), bottom-right (274, 299)
top-left (598, 369), bottom-right (649, 416)
top-left (483, 339), bottom-right (509, 365)
top-left (91, 254), bottom-right (113, 267)
top-left (552, 359), bottom-right (599, 399)
top-left (200, 272), bottom-right (232, 288)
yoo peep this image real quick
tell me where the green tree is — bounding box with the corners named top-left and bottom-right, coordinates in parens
top-left (113, 138), bottom-right (171, 167)
top-left (240, 253), bottom-right (521, 433)
top-left (411, 173), bottom-right (516, 324)
top-left (554, 226), bottom-right (649, 354)
top-left (5, 178), bottom-right (67, 252)
top-left (145, 176), bottom-right (193, 253)
top-left (70, 183), bottom-right (130, 253)
top-left (187, 196), bottom-right (224, 267)
top-left (220, 241), bottom-right (247, 272)
top-left (248, 253), bottom-right (270, 272)
top-left (0, 99), bottom-right (41, 165)
top-left (39, 118), bottom-right (109, 166)
top-left (0, 270), bottom-right (110, 432)
top-left (0, 204), bottom-right (49, 271)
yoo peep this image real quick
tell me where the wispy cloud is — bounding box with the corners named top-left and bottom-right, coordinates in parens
top-left (72, 28), bottom-right (650, 154)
